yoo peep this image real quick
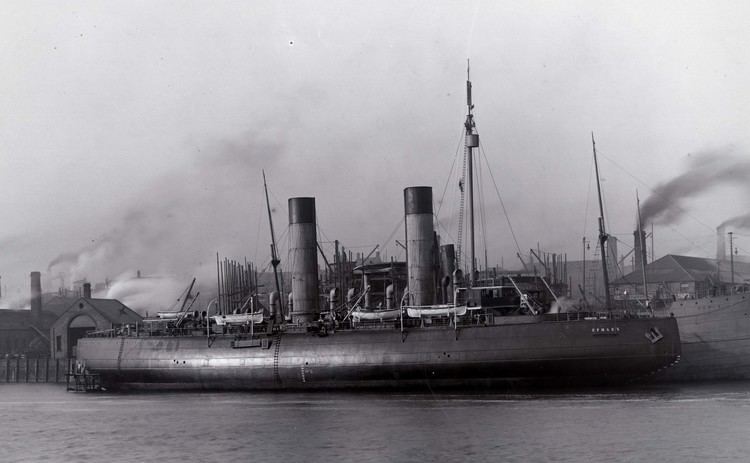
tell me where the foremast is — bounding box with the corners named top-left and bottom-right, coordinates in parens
top-left (263, 170), bottom-right (285, 320)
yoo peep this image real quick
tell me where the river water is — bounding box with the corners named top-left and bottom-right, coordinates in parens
top-left (1, 383), bottom-right (749, 462)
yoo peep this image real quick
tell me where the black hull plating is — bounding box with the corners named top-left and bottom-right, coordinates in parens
top-left (77, 317), bottom-right (680, 390)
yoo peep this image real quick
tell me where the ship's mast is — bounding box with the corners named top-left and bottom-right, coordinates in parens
top-left (636, 191), bottom-right (649, 304)
top-left (591, 134), bottom-right (612, 309)
top-left (465, 60), bottom-right (479, 285)
top-left (263, 170), bottom-right (284, 317)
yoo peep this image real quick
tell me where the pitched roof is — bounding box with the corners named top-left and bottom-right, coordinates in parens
top-left (613, 254), bottom-right (750, 286)
top-left (62, 298), bottom-right (143, 324)
top-left (0, 310), bottom-right (32, 330)
top-left (42, 295), bottom-right (81, 317)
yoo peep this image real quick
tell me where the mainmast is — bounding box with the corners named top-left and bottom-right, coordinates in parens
top-left (465, 60), bottom-right (479, 285)
top-left (263, 170), bottom-right (284, 317)
top-left (591, 134), bottom-right (612, 309)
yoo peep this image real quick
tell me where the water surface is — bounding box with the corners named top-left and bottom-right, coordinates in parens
top-left (1, 383), bottom-right (749, 462)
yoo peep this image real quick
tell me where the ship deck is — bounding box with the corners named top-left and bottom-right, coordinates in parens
top-left (83, 310), bottom-right (652, 341)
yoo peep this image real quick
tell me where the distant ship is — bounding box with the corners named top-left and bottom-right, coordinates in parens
top-left (654, 292), bottom-right (750, 382)
top-left (74, 69), bottom-right (680, 391)
top-left (612, 232), bottom-right (750, 383)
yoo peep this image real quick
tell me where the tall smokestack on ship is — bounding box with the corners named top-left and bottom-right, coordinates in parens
top-left (717, 225), bottom-right (727, 261)
top-left (404, 186), bottom-right (436, 306)
top-left (288, 197), bottom-right (319, 323)
top-left (633, 229), bottom-right (647, 271)
top-left (30, 271), bottom-right (42, 324)
top-left (83, 282), bottom-right (92, 299)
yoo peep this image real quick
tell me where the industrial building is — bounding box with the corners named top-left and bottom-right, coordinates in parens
top-left (613, 254), bottom-right (750, 302)
top-left (50, 283), bottom-right (141, 360)
top-left (0, 272), bottom-right (65, 355)
top-left (612, 227), bottom-right (750, 301)
top-left (0, 272), bottom-right (141, 363)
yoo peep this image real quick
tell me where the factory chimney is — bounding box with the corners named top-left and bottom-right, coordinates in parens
top-left (633, 229), bottom-right (647, 271)
top-left (717, 225), bottom-right (727, 261)
top-left (30, 271), bottom-right (42, 325)
top-left (404, 186), bottom-right (436, 306)
top-left (288, 197), bottom-right (319, 323)
top-left (83, 282), bottom-right (92, 299)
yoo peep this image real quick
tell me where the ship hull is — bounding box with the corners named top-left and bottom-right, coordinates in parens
top-left (652, 293), bottom-right (750, 382)
top-left (77, 317), bottom-right (680, 390)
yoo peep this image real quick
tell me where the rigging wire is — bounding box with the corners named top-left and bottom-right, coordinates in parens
top-left (434, 212), bottom-right (458, 245)
top-left (253, 202), bottom-right (264, 264)
top-left (600, 167), bottom-right (614, 252)
top-left (477, 134), bottom-right (524, 259)
top-left (261, 177), bottom-right (290, 282)
top-left (316, 223), bottom-right (334, 266)
top-left (476, 145), bottom-right (489, 270)
top-left (595, 148), bottom-right (718, 254)
top-left (380, 216), bottom-right (405, 253)
top-left (316, 223), bottom-right (332, 246)
top-left (436, 129), bottom-right (467, 218)
top-left (582, 148), bottom-right (595, 239)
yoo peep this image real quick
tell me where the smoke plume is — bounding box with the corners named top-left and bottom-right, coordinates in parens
top-left (549, 296), bottom-right (578, 314)
top-left (719, 213), bottom-right (750, 230)
top-left (104, 274), bottom-right (189, 317)
top-left (640, 149), bottom-right (750, 225)
top-left (46, 133), bottom-right (285, 314)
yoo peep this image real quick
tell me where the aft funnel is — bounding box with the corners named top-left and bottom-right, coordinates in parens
top-left (289, 197), bottom-right (319, 323)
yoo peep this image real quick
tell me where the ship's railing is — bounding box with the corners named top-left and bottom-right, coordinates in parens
top-left (86, 328), bottom-right (118, 338)
top-left (85, 322), bottom-right (209, 338)
top-left (86, 324), bottom-right (140, 338)
top-left (84, 309), bottom-right (642, 340)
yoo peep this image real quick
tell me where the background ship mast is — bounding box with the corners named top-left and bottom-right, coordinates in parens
top-left (591, 134), bottom-right (613, 309)
top-left (636, 191), bottom-right (649, 306)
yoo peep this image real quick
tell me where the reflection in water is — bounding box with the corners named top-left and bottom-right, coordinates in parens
top-left (2, 383), bottom-right (750, 462)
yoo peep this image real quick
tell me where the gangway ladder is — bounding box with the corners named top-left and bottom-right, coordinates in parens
top-left (272, 331), bottom-right (282, 385)
top-left (456, 141), bottom-right (468, 271)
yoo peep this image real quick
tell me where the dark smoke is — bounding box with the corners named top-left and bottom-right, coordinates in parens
top-left (720, 213), bottom-right (750, 230)
top-left (641, 150), bottom-right (750, 225)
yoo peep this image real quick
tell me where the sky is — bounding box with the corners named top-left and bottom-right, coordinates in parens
top-left (1, 1), bottom-right (749, 309)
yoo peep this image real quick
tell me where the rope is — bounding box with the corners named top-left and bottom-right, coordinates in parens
top-left (597, 148), bottom-right (717, 255)
top-left (380, 216), bottom-right (405, 252)
top-left (436, 129), bottom-right (466, 218)
top-left (475, 146), bottom-right (489, 269)
top-left (478, 134), bottom-right (523, 259)
top-left (582, 148), bottom-right (594, 239)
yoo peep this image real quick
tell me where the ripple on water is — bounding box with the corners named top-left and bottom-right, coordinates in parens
top-left (3, 383), bottom-right (750, 462)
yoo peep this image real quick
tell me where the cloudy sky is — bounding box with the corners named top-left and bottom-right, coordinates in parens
top-left (1, 1), bottom-right (749, 304)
